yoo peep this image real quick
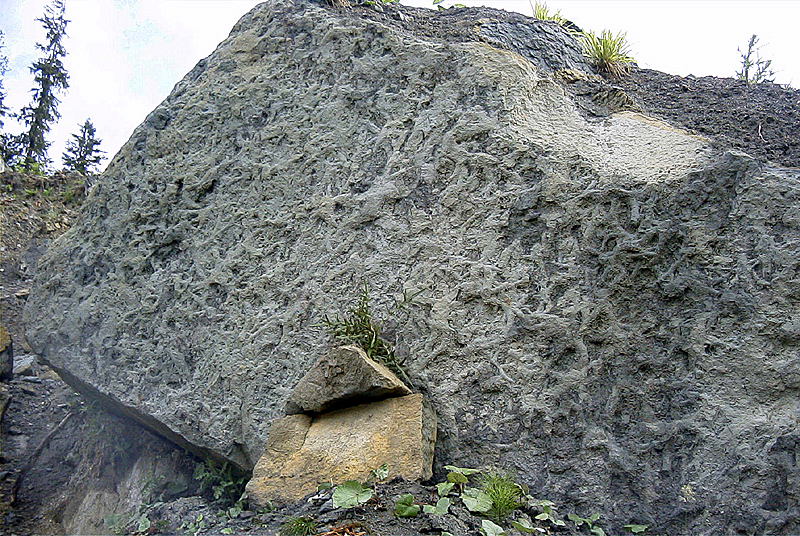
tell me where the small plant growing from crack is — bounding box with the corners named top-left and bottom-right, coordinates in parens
top-left (394, 493), bottom-right (421, 518)
top-left (321, 282), bottom-right (417, 387)
top-left (569, 512), bottom-right (607, 536)
top-left (480, 470), bottom-right (525, 522)
top-left (193, 459), bottom-right (247, 509)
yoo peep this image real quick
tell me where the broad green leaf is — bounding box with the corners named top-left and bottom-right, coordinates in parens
top-left (444, 465), bottom-right (480, 476)
top-left (137, 515), bottom-right (151, 533)
top-left (228, 504), bottom-right (242, 518)
top-left (332, 480), bottom-right (373, 509)
top-left (481, 519), bottom-right (506, 536)
top-left (589, 513), bottom-right (601, 522)
top-left (461, 487), bottom-right (492, 513)
top-left (447, 471), bottom-right (468, 484)
top-left (422, 497), bottom-right (451, 515)
top-left (554, 518), bottom-right (566, 527)
top-left (436, 481), bottom-right (455, 496)
top-left (370, 462), bottom-right (389, 481)
top-left (221, 528), bottom-right (234, 535)
top-left (568, 513), bottom-right (583, 524)
top-left (592, 527), bottom-right (607, 536)
top-left (623, 524), bottom-right (649, 534)
top-left (510, 519), bottom-right (538, 533)
top-left (394, 493), bottom-right (420, 518)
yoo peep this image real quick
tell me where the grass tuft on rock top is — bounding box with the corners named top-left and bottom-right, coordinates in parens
top-left (530, 1), bottom-right (568, 26)
top-left (579, 29), bottom-right (635, 77)
top-left (321, 283), bottom-right (412, 386)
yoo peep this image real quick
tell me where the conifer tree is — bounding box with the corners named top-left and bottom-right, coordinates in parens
top-left (62, 119), bottom-right (105, 174)
top-left (18, 0), bottom-right (70, 170)
top-left (0, 30), bottom-right (13, 166)
top-left (0, 30), bottom-right (8, 126)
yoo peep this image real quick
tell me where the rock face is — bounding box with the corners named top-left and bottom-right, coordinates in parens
top-left (22, 0), bottom-right (800, 533)
top-left (286, 345), bottom-right (411, 414)
top-left (247, 393), bottom-right (436, 505)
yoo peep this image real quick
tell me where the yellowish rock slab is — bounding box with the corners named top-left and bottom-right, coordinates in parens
top-left (246, 393), bottom-right (435, 506)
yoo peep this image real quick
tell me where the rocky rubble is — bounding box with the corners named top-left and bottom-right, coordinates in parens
top-left (13, 0), bottom-right (800, 534)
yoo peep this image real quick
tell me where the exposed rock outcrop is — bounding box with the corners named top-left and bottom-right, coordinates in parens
top-left (22, 0), bottom-right (800, 533)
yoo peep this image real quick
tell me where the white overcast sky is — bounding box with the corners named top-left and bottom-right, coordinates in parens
top-left (1, 0), bottom-right (798, 172)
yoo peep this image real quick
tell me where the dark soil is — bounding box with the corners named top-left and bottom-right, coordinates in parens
top-left (0, 2), bottom-right (799, 535)
top-left (0, 172), bottom-right (87, 533)
top-left (0, 375), bottom-right (77, 535)
top-left (617, 68), bottom-right (800, 169)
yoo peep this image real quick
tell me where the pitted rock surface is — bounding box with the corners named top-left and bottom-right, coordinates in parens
top-left (22, 0), bottom-right (800, 533)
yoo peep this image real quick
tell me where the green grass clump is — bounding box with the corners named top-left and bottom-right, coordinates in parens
top-left (321, 283), bottom-right (412, 387)
top-left (322, 283), bottom-right (393, 365)
top-left (480, 471), bottom-right (524, 522)
top-left (579, 29), bottom-right (635, 77)
top-left (530, 1), bottom-right (568, 25)
top-left (280, 516), bottom-right (318, 536)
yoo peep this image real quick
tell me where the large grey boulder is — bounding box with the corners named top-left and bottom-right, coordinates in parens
top-left (23, 0), bottom-right (800, 532)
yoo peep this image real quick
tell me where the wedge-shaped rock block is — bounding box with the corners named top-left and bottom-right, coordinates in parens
top-left (246, 393), bottom-right (435, 506)
top-left (286, 345), bottom-right (411, 415)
